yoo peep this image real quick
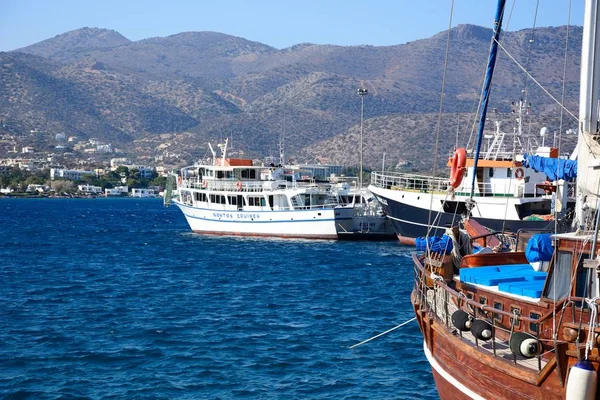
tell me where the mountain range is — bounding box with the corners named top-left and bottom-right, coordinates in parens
top-left (0, 24), bottom-right (582, 169)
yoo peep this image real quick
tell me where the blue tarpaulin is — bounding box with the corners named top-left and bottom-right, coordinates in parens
top-left (415, 235), bottom-right (453, 254)
top-left (522, 154), bottom-right (577, 181)
top-left (525, 234), bottom-right (554, 263)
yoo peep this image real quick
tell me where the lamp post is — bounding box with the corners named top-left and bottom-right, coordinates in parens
top-left (357, 88), bottom-right (368, 188)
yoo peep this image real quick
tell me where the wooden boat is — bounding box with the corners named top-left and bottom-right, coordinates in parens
top-left (411, 1), bottom-right (600, 398)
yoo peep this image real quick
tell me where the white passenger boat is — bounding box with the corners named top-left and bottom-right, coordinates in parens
top-left (173, 140), bottom-right (353, 239)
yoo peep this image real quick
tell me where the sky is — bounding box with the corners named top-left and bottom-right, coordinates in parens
top-left (0, 0), bottom-right (585, 52)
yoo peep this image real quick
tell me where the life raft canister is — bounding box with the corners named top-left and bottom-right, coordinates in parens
top-left (449, 148), bottom-right (467, 188)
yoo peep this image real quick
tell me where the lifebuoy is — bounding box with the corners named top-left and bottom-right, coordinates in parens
top-left (236, 181), bottom-right (243, 191)
top-left (449, 148), bottom-right (467, 188)
top-left (177, 176), bottom-right (182, 185)
top-left (515, 167), bottom-right (525, 180)
top-left (201, 179), bottom-right (208, 188)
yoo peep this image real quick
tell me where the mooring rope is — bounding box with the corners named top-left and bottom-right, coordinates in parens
top-left (349, 317), bottom-right (417, 349)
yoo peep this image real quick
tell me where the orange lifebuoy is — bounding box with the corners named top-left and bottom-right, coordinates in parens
top-left (177, 176), bottom-right (182, 185)
top-left (236, 181), bottom-right (243, 191)
top-left (202, 179), bottom-right (208, 188)
top-left (449, 148), bottom-right (467, 188)
top-left (514, 167), bottom-right (525, 180)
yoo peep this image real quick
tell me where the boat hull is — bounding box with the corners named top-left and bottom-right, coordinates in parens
top-left (413, 291), bottom-right (566, 400)
top-left (174, 200), bottom-right (350, 239)
top-left (369, 185), bottom-right (553, 239)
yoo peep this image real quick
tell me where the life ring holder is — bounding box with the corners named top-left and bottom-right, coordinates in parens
top-left (449, 148), bottom-right (467, 188)
top-left (236, 181), bottom-right (243, 191)
top-left (514, 167), bottom-right (525, 180)
top-left (201, 179), bottom-right (208, 189)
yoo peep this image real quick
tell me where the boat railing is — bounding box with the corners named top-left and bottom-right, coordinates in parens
top-left (371, 171), bottom-right (570, 198)
top-left (411, 252), bottom-right (548, 371)
top-left (370, 171), bottom-right (449, 193)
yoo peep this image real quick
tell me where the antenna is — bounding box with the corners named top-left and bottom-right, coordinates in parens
top-left (208, 143), bottom-right (216, 165)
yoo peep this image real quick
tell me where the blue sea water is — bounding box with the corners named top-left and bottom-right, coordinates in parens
top-left (0, 198), bottom-right (437, 399)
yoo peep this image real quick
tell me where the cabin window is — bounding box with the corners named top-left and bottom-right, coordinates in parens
top-left (195, 192), bottom-right (207, 202)
top-left (544, 250), bottom-right (573, 301)
top-left (478, 296), bottom-right (488, 317)
top-left (217, 171), bottom-right (225, 179)
top-left (209, 194), bottom-right (225, 204)
top-left (506, 168), bottom-right (512, 178)
top-left (488, 168), bottom-right (494, 178)
top-left (227, 195), bottom-right (237, 206)
top-left (250, 169), bottom-right (256, 179)
top-left (510, 306), bottom-right (521, 328)
top-left (493, 301), bottom-right (503, 323)
top-left (241, 170), bottom-right (249, 178)
top-left (248, 196), bottom-right (262, 206)
top-left (529, 312), bottom-right (541, 334)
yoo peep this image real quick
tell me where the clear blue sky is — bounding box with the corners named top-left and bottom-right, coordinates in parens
top-left (0, 0), bottom-right (584, 51)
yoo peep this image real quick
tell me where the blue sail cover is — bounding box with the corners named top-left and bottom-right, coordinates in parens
top-left (525, 234), bottom-right (554, 263)
top-left (415, 235), bottom-right (453, 254)
top-left (522, 154), bottom-right (577, 181)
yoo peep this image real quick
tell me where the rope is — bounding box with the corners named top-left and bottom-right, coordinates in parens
top-left (426, 0), bottom-right (455, 240)
top-left (585, 297), bottom-right (600, 360)
top-left (349, 317), bottom-right (417, 349)
top-left (493, 38), bottom-right (578, 122)
top-left (554, 0), bottom-right (572, 345)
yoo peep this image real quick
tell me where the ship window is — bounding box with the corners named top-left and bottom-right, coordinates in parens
top-left (544, 250), bottom-right (573, 301)
top-left (493, 301), bottom-right (503, 323)
top-left (217, 171), bottom-right (225, 179)
top-left (488, 168), bottom-right (494, 178)
top-left (510, 306), bottom-right (521, 328)
top-left (241, 170), bottom-right (249, 178)
top-left (195, 192), bottom-right (207, 202)
top-left (227, 196), bottom-right (237, 205)
top-left (529, 312), bottom-right (541, 333)
top-left (478, 296), bottom-right (488, 317)
top-left (248, 196), bottom-right (262, 206)
top-left (250, 169), bottom-right (256, 179)
top-left (507, 168), bottom-right (512, 178)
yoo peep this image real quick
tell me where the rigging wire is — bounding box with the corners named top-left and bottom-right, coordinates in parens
top-left (464, 0), bottom-right (515, 152)
top-left (554, 0), bottom-right (572, 347)
top-left (425, 0), bottom-right (454, 245)
top-left (493, 38), bottom-right (578, 122)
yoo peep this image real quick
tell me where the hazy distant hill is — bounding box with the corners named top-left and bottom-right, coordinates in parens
top-left (2, 24), bottom-right (583, 169)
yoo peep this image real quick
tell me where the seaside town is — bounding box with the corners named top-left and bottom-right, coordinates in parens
top-left (0, 128), bottom-right (172, 197)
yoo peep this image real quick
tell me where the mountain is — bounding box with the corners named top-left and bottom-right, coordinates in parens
top-left (2, 24), bottom-right (583, 170)
top-left (16, 27), bottom-right (131, 62)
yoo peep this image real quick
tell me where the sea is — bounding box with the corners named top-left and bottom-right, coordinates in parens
top-left (0, 198), bottom-right (437, 399)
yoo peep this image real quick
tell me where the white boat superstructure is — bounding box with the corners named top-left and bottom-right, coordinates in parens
top-left (332, 181), bottom-right (394, 239)
top-left (369, 106), bottom-right (575, 241)
top-left (173, 140), bottom-right (352, 239)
